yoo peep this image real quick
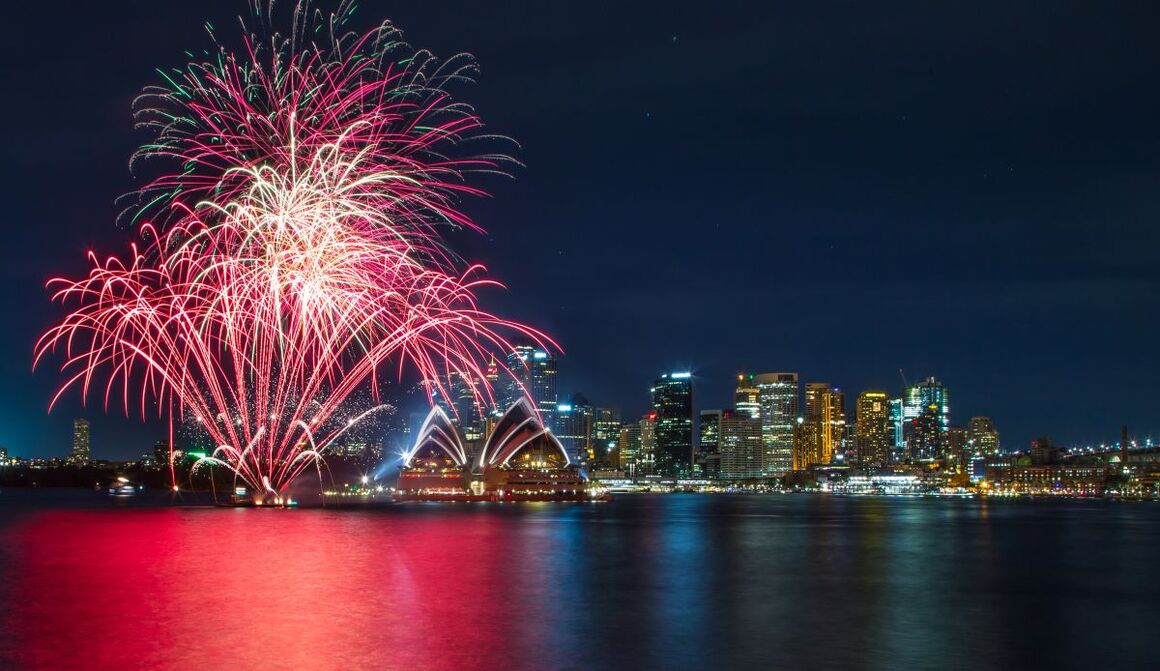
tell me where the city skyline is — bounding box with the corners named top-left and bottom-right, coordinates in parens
top-left (3, 1), bottom-right (1159, 460)
top-left (14, 357), bottom-right (1153, 463)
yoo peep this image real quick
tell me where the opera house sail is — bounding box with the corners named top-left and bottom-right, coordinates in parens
top-left (396, 400), bottom-right (603, 502)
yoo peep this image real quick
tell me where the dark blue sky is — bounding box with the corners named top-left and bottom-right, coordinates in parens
top-left (2, 1), bottom-right (1158, 459)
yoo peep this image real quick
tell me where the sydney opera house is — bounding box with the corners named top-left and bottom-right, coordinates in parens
top-left (395, 399), bottom-right (602, 501)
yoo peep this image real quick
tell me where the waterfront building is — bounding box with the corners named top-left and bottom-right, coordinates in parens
top-left (984, 463), bottom-right (1107, 496)
top-left (71, 418), bottom-right (90, 465)
top-left (397, 401), bottom-right (588, 501)
top-left (855, 390), bottom-right (890, 466)
top-left (396, 406), bottom-right (471, 495)
top-left (753, 372), bottom-right (799, 476)
top-left (830, 473), bottom-right (925, 495)
top-left (719, 411), bottom-right (764, 479)
top-left (968, 416), bottom-right (1000, 455)
top-left (651, 372), bottom-right (693, 477)
top-left (477, 399), bottom-right (584, 499)
top-left (734, 374), bottom-right (761, 420)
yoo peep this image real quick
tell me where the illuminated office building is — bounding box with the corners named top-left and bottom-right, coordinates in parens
top-left (888, 398), bottom-right (906, 462)
top-left (753, 372), bottom-right (799, 476)
top-left (616, 421), bottom-right (642, 473)
top-left (795, 383), bottom-right (843, 469)
top-left (909, 405), bottom-right (944, 460)
top-left (904, 377), bottom-right (949, 429)
top-left (445, 371), bottom-right (485, 441)
top-left (651, 372), bottom-right (693, 477)
top-left (590, 407), bottom-right (622, 467)
top-left (71, 418), bottom-right (90, 465)
top-left (855, 390), bottom-right (890, 466)
top-left (947, 426), bottom-right (969, 472)
top-left (792, 417), bottom-right (820, 470)
top-left (555, 394), bottom-right (593, 464)
top-left (734, 374), bottom-right (761, 420)
top-left (719, 411), bottom-right (764, 479)
top-left (903, 377), bottom-right (949, 461)
top-left (700, 409), bottom-right (722, 454)
top-left (638, 413), bottom-right (658, 476)
top-left (699, 409), bottom-right (723, 479)
top-left (503, 345), bottom-right (558, 429)
top-left (968, 416), bottom-right (1000, 455)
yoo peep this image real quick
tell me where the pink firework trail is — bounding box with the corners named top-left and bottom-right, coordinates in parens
top-left (35, 2), bottom-right (553, 497)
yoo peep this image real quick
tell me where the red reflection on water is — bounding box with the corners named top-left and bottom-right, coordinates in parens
top-left (2, 508), bottom-right (554, 670)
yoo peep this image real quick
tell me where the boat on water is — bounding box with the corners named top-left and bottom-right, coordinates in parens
top-left (214, 487), bottom-right (298, 508)
top-left (107, 477), bottom-right (140, 496)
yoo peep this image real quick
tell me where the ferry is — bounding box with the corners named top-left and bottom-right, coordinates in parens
top-left (107, 477), bottom-right (140, 496)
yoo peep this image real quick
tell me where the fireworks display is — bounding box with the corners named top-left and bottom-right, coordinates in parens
top-left (35, 1), bottom-right (551, 498)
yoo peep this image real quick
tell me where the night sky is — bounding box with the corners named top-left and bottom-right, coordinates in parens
top-left (3, 1), bottom-right (1158, 459)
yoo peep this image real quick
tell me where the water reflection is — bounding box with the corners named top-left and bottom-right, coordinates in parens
top-left (0, 494), bottom-right (1157, 669)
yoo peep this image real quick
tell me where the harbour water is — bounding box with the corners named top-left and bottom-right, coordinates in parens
top-left (0, 490), bottom-right (1156, 669)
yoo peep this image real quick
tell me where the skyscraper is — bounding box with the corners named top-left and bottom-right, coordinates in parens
top-left (555, 393), bottom-right (593, 464)
top-left (792, 417), bottom-right (821, 471)
top-left (904, 377), bottom-right (949, 429)
top-left (719, 411), bottom-right (764, 479)
top-left (904, 377), bottom-right (949, 461)
top-left (616, 421), bottom-right (642, 473)
top-left (435, 370), bottom-right (485, 441)
top-left (947, 426), bottom-right (969, 473)
top-left (753, 372), bottom-right (799, 476)
top-left (590, 407), bottom-right (622, 467)
top-left (856, 390), bottom-right (890, 466)
top-left (888, 398), bottom-right (906, 462)
top-left (909, 406), bottom-right (943, 460)
top-left (154, 438), bottom-right (170, 468)
top-left (968, 416), bottom-right (1000, 455)
top-left (71, 418), bottom-right (90, 465)
top-left (699, 409), bottom-right (722, 454)
top-left (651, 372), bottom-right (693, 477)
top-left (503, 345), bottom-right (558, 428)
top-left (698, 409), bottom-right (724, 479)
top-left (801, 383), bottom-right (845, 466)
top-left (734, 374), bottom-right (761, 420)
top-left (638, 413), bottom-right (658, 476)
